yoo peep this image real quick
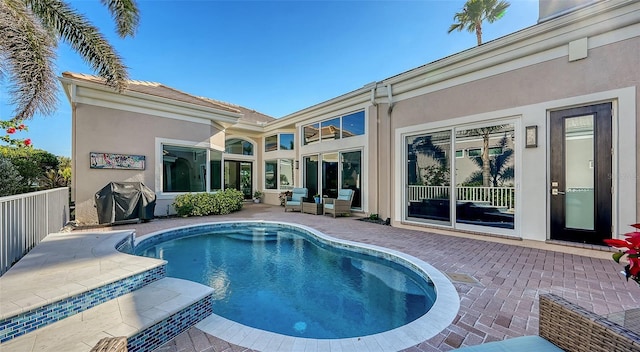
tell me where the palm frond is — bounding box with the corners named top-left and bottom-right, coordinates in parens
top-left (0, 0), bottom-right (58, 121)
top-left (26, 0), bottom-right (129, 92)
top-left (100, 0), bottom-right (139, 38)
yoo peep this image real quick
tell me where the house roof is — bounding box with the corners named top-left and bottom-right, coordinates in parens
top-left (61, 72), bottom-right (246, 115)
top-left (197, 97), bottom-right (276, 125)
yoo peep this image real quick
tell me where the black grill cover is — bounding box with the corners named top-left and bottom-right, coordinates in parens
top-left (95, 182), bottom-right (156, 224)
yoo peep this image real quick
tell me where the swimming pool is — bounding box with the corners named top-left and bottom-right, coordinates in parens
top-left (134, 222), bottom-right (459, 349)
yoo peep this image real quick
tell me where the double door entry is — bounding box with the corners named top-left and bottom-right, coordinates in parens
top-left (549, 103), bottom-right (612, 245)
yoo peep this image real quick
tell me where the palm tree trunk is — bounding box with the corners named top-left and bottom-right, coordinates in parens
top-left (476, 21), bottom-right (482, 45)
top-left (482, 133), bottom-right (490, 187)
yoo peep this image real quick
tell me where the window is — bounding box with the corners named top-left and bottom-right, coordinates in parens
top-left (341, 111), bottom-right (365, 138)
top-left (280, 159), bottom-right (294, 189)
top-left (266, 133), bottom-right (294, 151)
top-left (162, 144), bottom-right (221, 193)
top-left (303, 123), bottom-right (320, 145)
top-left (467, 148), bottom-right (482, 157)
top-left (489, 147), bottom-right (503, 156)
top-left (321, 118), bottom-right (341, 141)
top-left (456, 150), bottom-right (464, 158)
top-left (225, 138), bottom-right (253, 155)
top-left (302, 110), bottom-right (365, 146)
top-left (280, 134), bottom-right (294, 150)
top-left (265, 161), bottom-right (278, 189)
top-left (265, 135), bottom-right (278, 152)
top-left (265, 159), bottom-right (294, 190)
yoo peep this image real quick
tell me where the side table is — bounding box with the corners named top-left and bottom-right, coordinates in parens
top-left (302, 202), bottom-right (323, 215)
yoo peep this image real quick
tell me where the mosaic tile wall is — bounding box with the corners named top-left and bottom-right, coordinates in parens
top-left (0, 265), bottom-right (165, 343)
top-left (127, 294), bottom-right (214, 352)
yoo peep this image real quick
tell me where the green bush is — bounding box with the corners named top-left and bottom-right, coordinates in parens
top-left (0, 157), bottom-right (23, 196)
top-left (173, 189), bottom-right (244, 217)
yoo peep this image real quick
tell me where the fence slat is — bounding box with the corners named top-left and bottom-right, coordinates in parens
top-left (0, 188), bottom-right (69, 275)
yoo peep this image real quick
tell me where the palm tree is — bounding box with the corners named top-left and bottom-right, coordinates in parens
top-left (464, 133), bottom-right (514, 187)
top-left (448, 0), bottom-right (510, 46)
top-left (0, 0), bottom-right (139, 122)
top-left (459, 125), bottom-right (508, 186)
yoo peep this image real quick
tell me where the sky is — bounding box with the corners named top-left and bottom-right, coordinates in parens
top-left (0, 0), bottom-right (539, 157)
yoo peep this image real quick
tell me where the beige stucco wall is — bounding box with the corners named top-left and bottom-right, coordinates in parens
top-left (388, 36), bottom-right (639, 239)
top-left (73, 104), bottom-right (223, 224)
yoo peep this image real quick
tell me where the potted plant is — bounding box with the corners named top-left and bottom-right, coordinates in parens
top-left (253, 190), bottom-right (263, 203)
top-left (313, 194), bottom-right (321, 204)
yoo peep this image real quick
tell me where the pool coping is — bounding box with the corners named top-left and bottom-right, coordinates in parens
top-left (136, 220), bottom-right (460, 352)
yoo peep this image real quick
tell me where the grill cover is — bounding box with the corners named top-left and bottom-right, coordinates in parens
top-left (95, 182), bottom-right (156, 224)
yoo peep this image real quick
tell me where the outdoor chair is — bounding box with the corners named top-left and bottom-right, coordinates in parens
top-left (453, 293), bottom-right (640, 351)
top-left (284, 187), bottom-right (308, 212)
top-left (323, 189), bottom-right (354, 218)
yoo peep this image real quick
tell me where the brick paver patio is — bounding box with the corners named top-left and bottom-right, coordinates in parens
top-left (90, 203), bottom-right (640, 351)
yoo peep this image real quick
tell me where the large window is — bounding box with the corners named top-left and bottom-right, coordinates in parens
top-left (406, 123), bottom-right (515, 231)
top-left (265, 133), bottom-right (294, 152)
top-left (265, 159), bottom-right (294, 190)
top-left (162, 145), bottom-right (222, 193)
top-left (225, 138), bottom-right (253, 155)
top-left (303, 110), bottom-right (365, 146)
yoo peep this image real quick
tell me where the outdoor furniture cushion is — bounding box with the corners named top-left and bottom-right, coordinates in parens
top-left (323, 189), bottom-right (354, 217)
top-left (285, 188), bottom-right (308, 212)
top-left (453, 336), bottom-right (563, 351)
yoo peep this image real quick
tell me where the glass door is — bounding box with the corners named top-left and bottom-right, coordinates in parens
top-left (224, 160), bottom-right (253, 199)
top-left (550, 103), bottom-right (612, 244)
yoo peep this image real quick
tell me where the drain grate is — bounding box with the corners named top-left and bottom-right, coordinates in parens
top-left (445, 272), bottom-right (480, 284)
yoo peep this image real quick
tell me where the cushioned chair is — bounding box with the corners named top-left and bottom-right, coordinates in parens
top-left (323, 189), bottom-right (354, 218)
top-left (284, 187), bottom-right (308, 212)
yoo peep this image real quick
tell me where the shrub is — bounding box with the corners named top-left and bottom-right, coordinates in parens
top-left (173, 189), bottom-right (244, 217)
top-left (0, 157), bottom-right (23, 196)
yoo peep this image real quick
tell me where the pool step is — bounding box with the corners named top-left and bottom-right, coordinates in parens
top-left (0, 277), bottom-right (214, 352)
top-left (0, 230), bottom-right (167, 343)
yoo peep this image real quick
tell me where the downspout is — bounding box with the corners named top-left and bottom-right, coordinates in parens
top-left (370, 85), bottom-right (379, 217)
top-left (70, 83), bottom-right (78, 203)
top-left (386, 83), bottom-right (394, 223)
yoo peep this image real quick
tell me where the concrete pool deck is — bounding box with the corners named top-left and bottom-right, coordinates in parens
top-left (4, 202), bottom-right (640, 351)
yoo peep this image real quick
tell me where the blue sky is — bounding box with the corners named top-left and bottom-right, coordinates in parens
top-left (1, 0), bottom-right (539, 157)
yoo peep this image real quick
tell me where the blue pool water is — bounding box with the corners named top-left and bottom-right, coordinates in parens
top-left (135, 223), bottom-right (436, 339)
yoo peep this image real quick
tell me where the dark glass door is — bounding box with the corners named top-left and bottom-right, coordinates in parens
top-left (549, 103), bottom-right (612, 244)
top-left (225, 160), bottom-right (253, 199)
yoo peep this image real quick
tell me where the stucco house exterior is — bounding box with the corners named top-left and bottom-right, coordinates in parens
top-left (61, 0), bottom-right (638, 246)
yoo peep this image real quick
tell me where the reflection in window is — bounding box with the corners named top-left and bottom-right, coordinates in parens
top-left (322, 153), bottom-right (339, 198)
top-left (455, 124), bottom-right (515, 229)
top-left (209, 150), bottom-right (222, 191)
top-left (303, 110), bottom-right (365, 146)
top-left (341, 151), bottom-right (361, 208)
top-left (303, 123), bottom-right (320, 145)
top-left (162, 145), bottom-right (207, 193)
top-left (280, 159), bottom-right (294, 190)
top-left (342, 111), bottom-right (365, 138)
top-left (321, 118), bottom-right (341, 141)
top-left (304, 155), bottom-right (319, 197)
top-left (265, 160), bottom-right (278, 189)
top-left (406, 131), bottom-right (452, 225)
top-left (225, 138), bottom-right (253, 155)
top-left (280, 134), bottom-right (294, 150)
top-left (265, 135), bottom-right (278, 152)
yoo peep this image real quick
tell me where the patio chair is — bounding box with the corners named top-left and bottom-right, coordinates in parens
top-left (323, 189), bottom-right (354, 218)
top-left (284, 187), bottom-right (308, 212)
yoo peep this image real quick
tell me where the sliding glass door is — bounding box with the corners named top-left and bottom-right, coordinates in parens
top-left (303, 150), bottom-right (362, 209)
top-left (405, 122), bottom-right (516, 231)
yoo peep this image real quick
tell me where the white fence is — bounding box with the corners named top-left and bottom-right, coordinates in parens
top-left (408, 185), bottom-right (515, 209)
top-left (0, 188), bottom-right (69, 275)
